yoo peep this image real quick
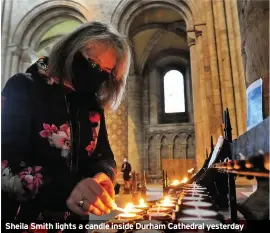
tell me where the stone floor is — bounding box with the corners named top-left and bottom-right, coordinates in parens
top-left (89, 184), bottom-right (253, 221)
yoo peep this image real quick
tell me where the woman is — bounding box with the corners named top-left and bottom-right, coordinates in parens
top-left (1, 21), bottom-right (131, 220)
top-left (121, 158), bottom-right (132, 193)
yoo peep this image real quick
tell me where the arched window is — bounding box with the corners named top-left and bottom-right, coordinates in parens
top-left (163, 70), bottom-right (185, 113)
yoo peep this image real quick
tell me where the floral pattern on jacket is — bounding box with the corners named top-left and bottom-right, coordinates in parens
top-left (39, 123), bottom-right (71, 159)
top-left (1, 160), bottom-right (43, 201)
top-left (39, 112), bottom-right (101, 158)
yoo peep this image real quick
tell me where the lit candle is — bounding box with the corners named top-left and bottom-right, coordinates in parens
top-left (134, 199), bottom-right (149, 210)
top-left (171, 179), bottom-right (180, 186)
top-left (161, 196), bottom-right (178, 202)
top-left (157, 197), bottom-right (176, 208)
top-left (128, 208), bottom-right (145, 215)
top-left (148, 212), bottom-right (172, 221)
top-left (117, 212), bottom-right (138, 220)
top-left (116, 203), bottom-right (142, 220)
top-left (180, 177), bottom-right (189, 183)
top-left (148, 207), bottom-right (171, 213)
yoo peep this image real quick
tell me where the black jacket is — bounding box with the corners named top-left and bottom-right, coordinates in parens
top-left (1, 57), bottom-right (116, 220)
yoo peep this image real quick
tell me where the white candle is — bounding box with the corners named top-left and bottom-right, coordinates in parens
top-left (128, 208), bottom-right (145, 214)
top-left (182, 208), bottom-right (218, 217)
top-left (148, 212), bottom-right (168, 217)
top-left (117, 213), bottom-right (138, 219)
top-left (148, 207), bottom-right (170, 212)
top-left (182, 201), bottom-right (212, 207)
top-left (157, 203), bottom-right (175, 208)
top-left (148, 212), bottom-right (172, 220)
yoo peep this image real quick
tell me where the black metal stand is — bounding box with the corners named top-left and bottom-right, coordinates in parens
top-left (224, 108), bottom-right (238, 223)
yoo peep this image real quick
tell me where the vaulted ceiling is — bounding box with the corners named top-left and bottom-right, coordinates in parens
top-left (129, 7), bottom-right (188, 73)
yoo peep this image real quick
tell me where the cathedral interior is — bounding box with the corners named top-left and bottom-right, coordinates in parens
top-left (1, 0), bottom-right (269, 225)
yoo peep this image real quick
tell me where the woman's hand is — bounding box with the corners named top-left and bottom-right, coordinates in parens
top-left (93, 172), bottom-right (115, 200)
top-left (66, 176), bottom-right (114, 216)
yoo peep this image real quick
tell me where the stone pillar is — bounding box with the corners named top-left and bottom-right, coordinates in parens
top-left (149, 68), bottom-right (159, 125)
top-left (128, 73), bottom-right (143, 173)
top-left (205, 0), bottom-right (224, 140)
top-left (224, 0), bottom-right (247, 135)
top-left (155, 145), bottom-right (161, 175)
top-left (195, 27), bottom-right (211, 166)
top-left (185, 65), bottom-right (194, 123)
top-left (168, 144), bottom-right (173, 159)
top-left (237, 0), bottom-right (269, 118)
top-left (212, 0), bottom-right (239, 138)
top-left (10, 47), bottom-right (21, 77)
top-left (187, 32), bottom-right (204, 168)
top-left (182, 143), bottom-right (187, 158)
top-left (1, 0), bottom-right (13, 83)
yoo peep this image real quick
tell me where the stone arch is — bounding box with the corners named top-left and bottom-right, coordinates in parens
top-left (12, 1), bottom-right (90, 44)
top-left (137, 29), bottom-right (167, 75)
top-left (111, 0), bottom-right (198, 77)
top-left (4, 0), bottom-right (91, 83)
top-left (111, 0), bottom-right (199, 34)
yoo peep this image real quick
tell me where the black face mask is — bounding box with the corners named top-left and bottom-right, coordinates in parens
top-left (72, 52), bottom-right (111, 94)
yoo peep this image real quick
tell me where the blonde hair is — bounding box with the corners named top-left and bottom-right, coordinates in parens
top-left (48, 21), bottom-right (131, 111)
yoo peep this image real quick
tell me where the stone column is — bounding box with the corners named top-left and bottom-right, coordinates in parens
top-left (212, 0), bottom-right (239, 138)
top-left (182, 143), bottom-right (187, 158)
top-left (128, 72), bottom-right (143, 173)
top-left (224, 0), bottom-right (247, 134)
top-left (195, 27), bottom-right (211, 165)
top-left (155, 145), bottom-right (161, 175)
top-left (205, 0), bottom-right (224, 140)
top-left (149, 68), bottom-right (159, 125)
top-left (185, 65), bottom-right (194, 123)
top-left (237, 0), bottom-right (269, 118)
top-left (10, 47), bottom-right (21, 77)
top-left (187, 32), bottom-right (204, 168)
top-left (168, 144), bottom-right (173, 159)
top-left (1, 0), bottom-right (13, 83)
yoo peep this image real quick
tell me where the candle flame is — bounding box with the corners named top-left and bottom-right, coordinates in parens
top-left (171, 180), bottom-right (180, 186)
top-left (139, 198), bottom-right (146, 206)
top-left (180, 177), bottom-right (188, 183)
top-left (162, 197), bottom-right (171, 205)
top-left (124, 203), bottom-right (134, 213)
top-left (187, 168), bottom-right (195, 173)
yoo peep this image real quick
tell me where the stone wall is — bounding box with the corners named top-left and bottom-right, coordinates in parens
top-left (1, 0), bottom-right (249, 176)
top-left (237, 0), bottom-right (269, 118)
